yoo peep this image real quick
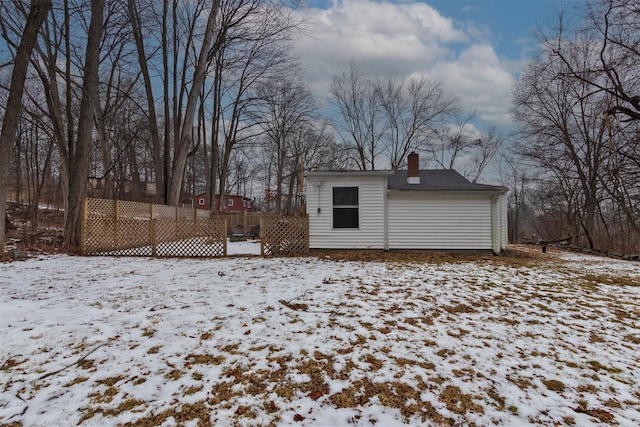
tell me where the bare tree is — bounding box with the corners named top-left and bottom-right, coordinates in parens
top-left (63, 0), bottom-right (105, 248)
top-left (14, 99), bottom-right (56, 230)
top-left (423, 114), bottom-right (501, 182)
top-left (518, 0), bottom-right (640, 252)
top-left (466, 126), bottom-right (503, 183)
top-left (497, 153), bottom-right (533, 243)
top-left (330, 66), bottom-right (458, 171)
top-left (542, 0), bottom-right (640, 122)
top-left (0, 0), bottom-right (51, 253)
top-left (127, 0), bottom-right (165, 202)
top-left (206, 0), bottom-right (297, 210)
top-left (375, 76), bottom-right (457, 169)
top-left (425, 114), bottom-right (477, 170)
top-left (513, 40), bottom-right (609, 250)
top-left (165, 0), bottom-right (221, 206)
top-left (329, 65), bottom-right (386, 170)
top-left (253, 70), bottom-right (318, 213)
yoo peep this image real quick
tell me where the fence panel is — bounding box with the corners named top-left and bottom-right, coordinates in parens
top-left (211, 211), bottom-right (262, 237)
top-left (260, 215), bottom-right (309, 256)
top-left (82, 198), bottom-right (226, 257)
top-left (83, 199), bottom-right (309, 258)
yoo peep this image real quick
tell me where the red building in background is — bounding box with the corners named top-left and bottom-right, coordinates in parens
top-left (193, 193), bottom-right (252, 212)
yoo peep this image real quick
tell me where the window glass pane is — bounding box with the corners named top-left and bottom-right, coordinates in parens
top-left (333, 187), bottom-right (358, 206)
top-left (333, 208), bottom-right (359, 228)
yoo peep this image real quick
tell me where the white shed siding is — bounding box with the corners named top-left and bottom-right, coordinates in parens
top-left (499, 194), bottom-right (508, 250)
top-left (307, 175), bottom-right (386, 249)
top-left (388, 193), bottom-right (493, 249)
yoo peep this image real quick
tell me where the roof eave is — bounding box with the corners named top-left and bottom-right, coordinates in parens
top-left (388, 187), bottom-right (508, 194)
top-left (307, 170), bottom-right (394, 178)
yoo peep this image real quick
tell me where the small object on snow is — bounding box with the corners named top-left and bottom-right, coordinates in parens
top-left (8, 249), bottom-right (27, 260)
top-left (279, 299), bottom-right (309, 311)
top-left (217, 271), bottom-right (225, 277)
top-left (293, 413), bottom-right (305, 422)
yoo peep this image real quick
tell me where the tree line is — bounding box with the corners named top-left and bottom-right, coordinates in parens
top-left (509, 0), bottom-right (640, 254)
top-left (1, 0), bottom-right (638, 254)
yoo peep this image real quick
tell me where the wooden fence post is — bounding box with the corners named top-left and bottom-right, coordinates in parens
top-left (80, 198), bottom-right (88, 255)
top-left (175, 205), bottom-right (180, 240)
top-left (114, 199), bottom-right (120, 251)
top-left (305, 216), bottom-right (309, 253)
top-left (260, 218), bottom-right (264, 256)
top-left (223, 219), bottom-right (228, 256)
top-left (243, 210), bottom-right (247, 236)
top-left (193, 205), bottom-right (197, 239)
top-left (150, 202), bottom-right (156, 256)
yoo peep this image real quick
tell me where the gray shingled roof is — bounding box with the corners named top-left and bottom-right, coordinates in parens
top-left (388, 170), bottom-right (507, 192)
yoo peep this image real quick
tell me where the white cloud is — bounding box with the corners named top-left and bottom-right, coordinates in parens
top-left (431, 43), bottom-right (517, 126)
top-left (294, 0), bottom-right (463, 92)
top-left (293, 0), bottom-right (523, 127)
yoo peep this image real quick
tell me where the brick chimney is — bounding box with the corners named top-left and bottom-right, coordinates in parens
top-left (407, 151), bottom-right (420, 184)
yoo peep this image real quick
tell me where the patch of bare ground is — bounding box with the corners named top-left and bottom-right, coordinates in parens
top-left (119, 401), bottom-right (212, 427)
top-left (574, 406), bottom-right (615, 423)
top-left (439, 385), bottom-right (484, 415)
top-left (543, 379), bottom-right (566, 392)
top-left (330, 377), bottom-right (452, 424)
top-left (185, 353), bottom-right (225, 366)
top-left (5, 244), bottom-right (639, 426)
top-left (311, 244), bottom-right (550, 267)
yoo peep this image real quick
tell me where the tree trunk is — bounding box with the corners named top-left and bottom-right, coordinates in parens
top-left (127, 0), bottom-right (165, 203)
top-left (0, 0), bottom-right (51, 254)
top-left (167, 0), bottom-right (220, 207)
top-left (62, 0), bottom-right (104, 249)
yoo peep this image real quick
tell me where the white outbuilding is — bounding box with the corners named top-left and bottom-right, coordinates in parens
top-left (306, 152), bottom-right (508, 253)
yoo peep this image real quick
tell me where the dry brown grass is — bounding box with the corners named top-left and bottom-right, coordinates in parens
top-left (185, 354), bottom-right (225, 366)
top-left (311, 244), bottom-right (551, 267)
top-left (543, 379), bottom-right (566, 392)
top-left (6, 243), bottom-right (639, 427)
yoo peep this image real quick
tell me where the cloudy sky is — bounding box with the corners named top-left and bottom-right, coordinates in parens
top-left (292, 0), bottom-right (576, 129)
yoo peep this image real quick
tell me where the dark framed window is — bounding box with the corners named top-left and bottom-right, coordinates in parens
top-left (333, 187), bottom-right (359, 228)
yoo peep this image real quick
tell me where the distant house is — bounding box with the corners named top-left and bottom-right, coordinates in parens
top-left (306, 152), bottom-right (508, 253)
top-left (194, 193), bottom-right (253, 212)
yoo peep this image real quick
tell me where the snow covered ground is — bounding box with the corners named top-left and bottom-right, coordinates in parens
top-left (1, 247), bottom-right (639, 426)
top-left (226, 240), bottom-right (261, 256)
top-left (98, 239), bottom-right (262, 257)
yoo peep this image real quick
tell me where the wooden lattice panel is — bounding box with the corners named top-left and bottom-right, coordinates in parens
top-left (196, 209), bottom-right (210, 219)
top-left (83, 217), bottom-right (116, 253)
top-left (155, 219), bottom-right (226, 257)
top-left (118, 200), bottom-right (151, 220)
top-left (210, 212), bottom-right (262, 236)
top-left (178, 207), bottom-right (193, 220)
top-left (153, 204), bottom-right (175, 220)
top-left (86, 198), bottom-right (115, 218)
top-left (261, 215), bottom-right (309, 256)
top-left (82, 198), bottom-right (226, 257)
